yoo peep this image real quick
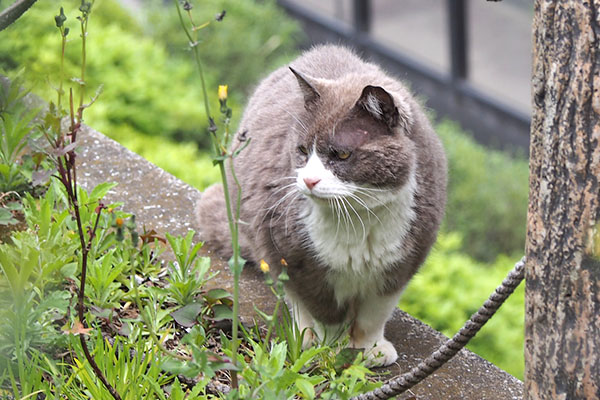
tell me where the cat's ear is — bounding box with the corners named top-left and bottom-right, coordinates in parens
top-left (356, 85), bottom-right (402, 130)
top-left (289, 67), bottom-right (320, 108)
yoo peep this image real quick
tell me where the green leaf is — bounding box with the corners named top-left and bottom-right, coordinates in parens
top-left (160, 358), bottom-right (197, 378)
top-left (170, 302), bottom-right (203, 327)
top-left (89, 182), bottom-right (118, 202)
top-left (295, 377), bottom-right (315, 399)
top-left (291, 346), bottom-right (328, 373)
top-left (204, 288), bottom-right (231, 302)
top-left (228, 254), bottom-right (246, 275)
top-left (0, 207), bottom-right (18, 225)
top-left (60, 262), bottom-right (77, 278)
top-left (334, 348), bottom-right (362, 373)
top-left (267, 341), bottom-right (287, 377)
top-left (168, 378), bottom-right (186, 400)
top-left (5, 201), bottom-right (22, 211)
top-left (37, 290), bottom-right (70, 314)
top-left (210, 304), bottom-right (233, 321)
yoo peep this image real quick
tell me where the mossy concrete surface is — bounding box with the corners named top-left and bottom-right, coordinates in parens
top-left (77, 126), bottom-right (523, 399)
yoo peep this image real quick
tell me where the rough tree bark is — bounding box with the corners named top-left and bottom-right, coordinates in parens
top-left (526, 1), bottom-right (600, 399)
top-left (0, 0), bottom-right (38, 32)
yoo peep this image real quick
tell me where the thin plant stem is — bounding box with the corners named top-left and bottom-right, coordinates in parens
top-left (263, 297), bottom-right (281, 347)
top-left (78, 12), bottom-right (87, 110)
top-left (49, 5), bottom-right (121, 398)
top-left (173, 0), bottom-right (244, 388)
top-left (57, 28), bottom-right (66, 110)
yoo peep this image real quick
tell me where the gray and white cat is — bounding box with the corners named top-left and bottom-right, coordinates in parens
top-left (196, 44), bottom-right (447, 367)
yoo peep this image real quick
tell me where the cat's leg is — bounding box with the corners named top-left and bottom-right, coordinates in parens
top-left (285, 289), bottom-right (316, 348)
top-left (313, 322), bottom-right (347, 346)
top-left (350, 291), bottom-right (402, 367)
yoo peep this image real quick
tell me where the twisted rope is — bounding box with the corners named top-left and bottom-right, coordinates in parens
top-left (352, 256), bottom-right (526, 400)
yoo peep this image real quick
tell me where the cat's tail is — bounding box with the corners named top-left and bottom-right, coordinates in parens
top-left (195, 184), bottom-right (234, 259)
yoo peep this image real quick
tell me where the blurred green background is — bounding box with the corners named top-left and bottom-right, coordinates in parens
top-left (0, 0), bottom-right (528, 380)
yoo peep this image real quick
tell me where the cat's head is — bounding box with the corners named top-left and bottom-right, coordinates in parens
top-left (289, 67), bottom-right (417, 206)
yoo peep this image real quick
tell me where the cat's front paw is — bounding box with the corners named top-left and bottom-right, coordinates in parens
top-left (363, 339), bottom-right (398, 367)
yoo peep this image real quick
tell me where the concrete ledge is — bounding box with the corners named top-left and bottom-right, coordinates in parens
top-left (77, 126), bottom-right (523, 399)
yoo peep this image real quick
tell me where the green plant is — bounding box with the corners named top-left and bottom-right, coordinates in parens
top-left (0, 349), bottom-right (51, 400)
top-left (0, 184), bottom-right (77, 363)
top-left (0, 0), bottom-right (301, 147)
top-left (146, 0), bottom-right (302, 98)
top-left (400, 233), bottom-right (525, 379)
top-left (172, 0), bottom-right (250, 388)
top-left (438, 120), bottom-right (528, 261)
top-left (0, 75), bottom-right (50, 226)
top-left (64, 330), bottom-right (173, 400)
top-left (218, 335), bottom-right (380, 400)
top-left (86, 250), bottom-right (127, 309)
top-left (165, 231), bottom-right (214, 306)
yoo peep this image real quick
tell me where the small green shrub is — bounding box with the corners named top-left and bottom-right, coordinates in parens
top-left (401, 233), bottom-right (525, 379)
top-left (0, 0), bottom-right (214, 147)
top-left (0, 0), bottom-right (302, 148)
top-left (438, 120), bottom-right (529, 261)
top-left (0, 75), bottom-right (51, 216)
top-left (145, 0), bottom-right (303, 98)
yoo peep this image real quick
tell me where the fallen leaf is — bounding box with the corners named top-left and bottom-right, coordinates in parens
top-left (64, 320), bottom-right (92, 336)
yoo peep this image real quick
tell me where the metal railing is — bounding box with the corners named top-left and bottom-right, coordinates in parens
top-left (278, 0), bottom-right (531, 151)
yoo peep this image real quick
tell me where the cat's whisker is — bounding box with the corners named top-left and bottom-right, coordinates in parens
top-left (347, 193), bottom-right (383, 226)
top-left (342, 196), bottom-right (367, 243)
top-left (270, 176), bottom-right (297, 183)
top-left (330, 119), bottom-right (339, 141)
top-left (280, 107), bottom-right (309, 135)
top-left (350, 188), bottom-right (399, 220)
top-left (283, 193), bottom-right (301, 236)
top-left (258, 186), bottom-right (298, 241)
top-left (333, 196), bottom-right (350, 237)
top-left (268, 190), bottom-right (299, 222)
top-left (330, 197), bottom-right (343, 242)
top-left (337, 196), bottom-right (357, 239)
top-left (263, 184), bottom-right (298, 212)
top-left (266, 192), bottom-right (301, 255)
top-left (345, 183), bottom-right (388, 193)
top-left (345, 192), bottom-right (373, 223)
top-left (331, 195), bottom-right (350, 243)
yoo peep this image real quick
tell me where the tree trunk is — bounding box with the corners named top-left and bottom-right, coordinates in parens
top-left (526, 1), bottom-right (600, 399)
top-left (0, 0), bottom-right (38, 32)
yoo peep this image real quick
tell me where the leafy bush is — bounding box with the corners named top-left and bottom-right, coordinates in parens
top-left (0, 0), bottom-right (301, 147)
top-left (400, 233), bottom-right (525, 379)
top-left (0, 0), bottom-right (215, 145)
top-left (438, 120), bottom-right (529, 261)
top-left (144, 0), bottom-right (303, 98)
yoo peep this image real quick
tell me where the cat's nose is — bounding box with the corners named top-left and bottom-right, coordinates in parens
top-left (303, 177), bottom-right (321, 190)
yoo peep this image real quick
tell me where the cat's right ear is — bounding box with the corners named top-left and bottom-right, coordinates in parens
top-left (289, 67), bottom-right (320, 108)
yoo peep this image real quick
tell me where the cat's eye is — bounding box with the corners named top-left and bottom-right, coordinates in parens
top-left (334, 149), bottom-right (351, 160)
top-left (298, 145), bottom-right (309, 155)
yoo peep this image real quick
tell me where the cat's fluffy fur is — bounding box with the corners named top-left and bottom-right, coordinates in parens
top-left (196, 45), bottom-right (447, 366)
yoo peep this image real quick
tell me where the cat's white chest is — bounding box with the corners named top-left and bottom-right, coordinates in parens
top-left (304, 175), bottom-right (417, 303)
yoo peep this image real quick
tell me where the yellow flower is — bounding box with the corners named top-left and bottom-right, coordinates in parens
top-left (115, 217), bottom-right (124, 227)
top-left (259, 259), bottom-right (270, 273)
top-left (280, 258), bottom-right (288, 267)
top-left (218, 85), bottom-right (228, 101)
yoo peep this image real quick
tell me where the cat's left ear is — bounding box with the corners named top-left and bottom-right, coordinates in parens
top-left (356, 86), bottom-right (410, 130)
top-left (289, 67), bottom-right (320, 109)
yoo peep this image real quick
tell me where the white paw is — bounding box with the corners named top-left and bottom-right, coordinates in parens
top-left (363, 339), bottom-right (398, 367)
